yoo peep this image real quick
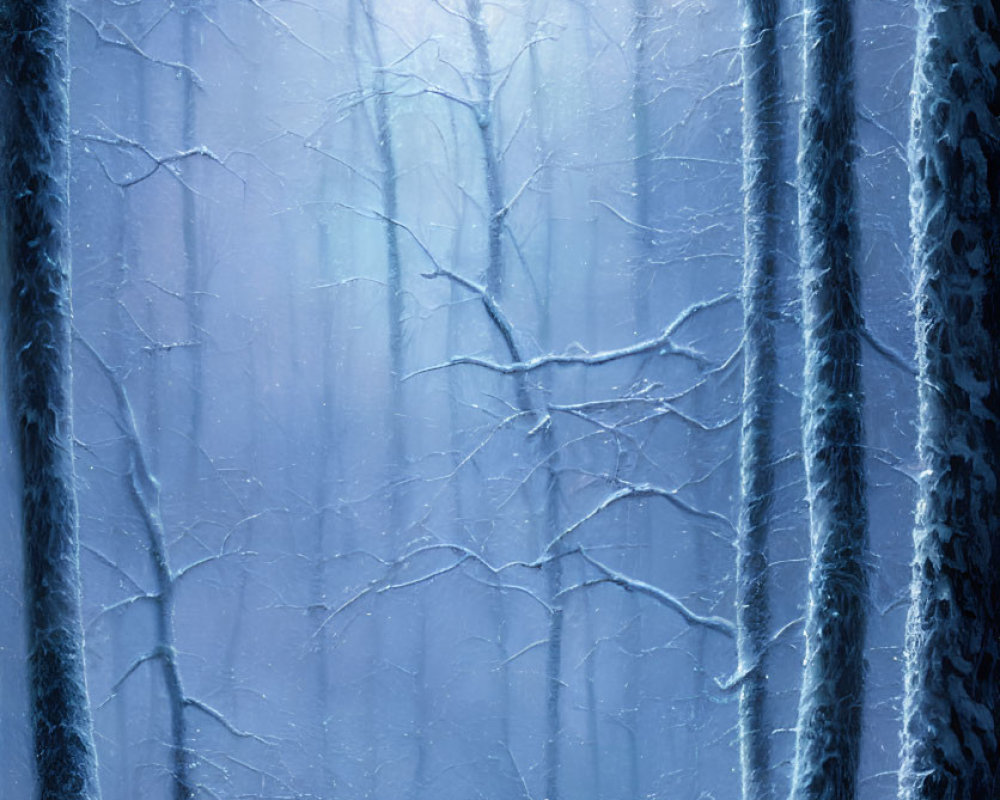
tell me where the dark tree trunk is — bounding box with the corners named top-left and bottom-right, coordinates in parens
top-left (737, 1), bottom-right (782, 799)
top-left (789, 1), bottom-right (868, 799)
top-left (897, 2), bottom-right (1000, 798)
top-left (1, 4), bottom-right (102, 799)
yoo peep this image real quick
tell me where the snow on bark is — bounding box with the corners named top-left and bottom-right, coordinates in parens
top-left (897, 2), bottom-right (1000, 798)
top-left (1, 3), bottom-right (102, 799)
top-left (788, 1), bottom-right (869, 799)
top-left (737, 0), bottom-right (782, 798)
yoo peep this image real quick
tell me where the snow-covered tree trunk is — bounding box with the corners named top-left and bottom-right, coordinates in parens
top-left (788, 1), bottom-right (868, 799)
top-left (0, 3), bottom-right (102, 799)
top-left (737, 1), bottom-right (782, 799)
top-left (897, 3), bottom-right (1000, 798)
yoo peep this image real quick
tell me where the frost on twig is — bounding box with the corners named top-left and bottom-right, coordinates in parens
top-left (573, 548), bottom-right (735, 638)
top-left (407, 293), bottom-right (736, 379)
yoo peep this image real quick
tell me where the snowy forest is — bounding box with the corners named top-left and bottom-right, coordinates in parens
top-left (0, 1), bottom-right (997, 800)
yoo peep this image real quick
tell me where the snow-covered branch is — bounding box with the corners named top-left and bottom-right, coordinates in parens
top-left (408, 293), bottom-right (737, 379)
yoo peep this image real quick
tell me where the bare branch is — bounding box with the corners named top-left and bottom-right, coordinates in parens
top-left (861, 325), bottom-right (916, 376)
top-left (418, 262), bottom-right (525, 364)
top-left (244, 0), bottom-right (333, 64)
top-left (97, 650), bottom-right (162, 709)
top-left (184, 698), bottom-right (275, 745)
top-left (499, 639), bottom-right (549, 667)
top-left (496, 162), bottom-right (546, 221)
top-left (574, 548), bottom-right (735, 638)
top-left (590, 199), bottom-right (671, 234)
top-left (544, 479), bottom-right (735, 555)
top-left (77, 130), bottom-right (239, 190)
top-left (174, 552), bottom-right (248, 584)
top-left (714, 616), bottom-right (805, 691)
top-left (71, 8), bottom-right (203, 84)
top-left (87, 592), bottom-right (158, 630)
top-left (409, 293), bottom-right (737, 378)
top-left (81, 541), bottom-right (146, 595)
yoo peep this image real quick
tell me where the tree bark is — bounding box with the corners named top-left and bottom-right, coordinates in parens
top-left (897, 2), bottom-right (1000, 798)
top-left (1, 4), bottom-right (102, 798)
top-left (789, 2), bottom-right (868, 799)
top-left (737, 1), bottom-right (782, 799)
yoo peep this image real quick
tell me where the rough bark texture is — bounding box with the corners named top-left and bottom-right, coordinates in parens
top-left (1, 4), bottom-right (102, 799)
top-left (897, 2), bottom-right (1000, 798)
top-left (737, 1), bottom-right (781, 798)
top-left (789, 1), bottom-right (869, 799)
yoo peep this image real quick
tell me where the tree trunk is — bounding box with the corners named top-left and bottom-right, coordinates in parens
top-left (897, 3), bottom-right (1000, 798)
top-left (356, 3), bottom-right (422, 793)
top-left (361, 0), bottom-right (406, 545)
top-left (789, 2), bottom-right (868, 799)
top-left (465, 0), bottom-right (505, 300)
top-left (737, 1), bottom-right (782, 799)
top-left (1, 4), bottom-right (102, 799)
top-left (630, 0), bottom-right (653, 337)
top-left (541, 426), bottom-right (564, 800)
top-left (81, 339), bottom-right (194, 800)
top-left (180, 2), bottom-right (205, 496)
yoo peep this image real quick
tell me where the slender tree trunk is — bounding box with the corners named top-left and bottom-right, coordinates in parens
top-left (361, 0), bottom-right (406, 541)
top-left (575, 10), bottom-right (604, 783)
top-left (108, 42), bottom-right (138, 800)
top-left (465, 0), bottom-right (505, 300)
top-left (736, 1), bottom-right (781, 799)
top-left (524, 0), bottom-right (554, 347)
top-left (357, 3), bottom-right (422, 793)
top-left (521, 9), bottom-right (566, 797)
top-left (630, 0), bottom-right (653, 336)
top-left (571, 4), bottom-right (640, 792)
top-left (83, 341), bottom-right (193, 800)
top-left (541, 426), bottom-right (564, 800)
top-left (1, 4), bottom-right (102, 798)
top-left (445, 185), bottom-right (516, 794)
top-left (311, 141), bottom-right (337, 800)
top-left (105, 349), bottom-right (194, 800)
top-left (219, 50), bottom-right (262, 741)
top-left (897, 3), bottom-right (1000, 798)
top-left (789, 2), bottom-right (868, 799)
top-left (582, 590), bottom-right (602, 800)
top-left (181, 3), bottom-right (204, 489)
top-left (626, 4), bottom-right (656, 780)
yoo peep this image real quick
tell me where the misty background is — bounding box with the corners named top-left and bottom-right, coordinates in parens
top-left (1, 1), bottom-right (917, 799)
